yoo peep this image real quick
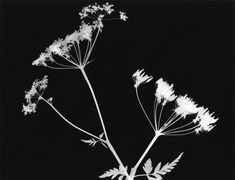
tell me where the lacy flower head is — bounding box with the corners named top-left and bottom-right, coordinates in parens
top-left (22, 76), bottom-right (49, 115)
top-left (132, 70), bottom-right (218, 136)
top-left (155, 78), bottom-right (177, 105)
top-left (132, 69), bottom-right (153, 88)
top-left (32, 2), bottom-right (128, 70)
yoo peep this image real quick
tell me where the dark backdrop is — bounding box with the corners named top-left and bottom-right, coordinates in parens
top-left (1, 0), bottom-right (234, 180)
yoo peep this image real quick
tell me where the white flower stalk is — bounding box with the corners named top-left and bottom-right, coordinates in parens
top-left (155, 78), bottom-right (176, 105)
top-left (174, 95), bottom-right (199, 119)
top-left (132, 69), bottom-right (153, 88)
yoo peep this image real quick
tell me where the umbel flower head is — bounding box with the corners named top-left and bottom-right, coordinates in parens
top-left (132, 69), bottom-right (153, 88)
top-left (22, 76), bottom-right (49, 115)
top-left (174, 95), bottom-right (199, 118)
top-left (32, 2), bottom-right (128, 69)
top-left (155, 78), bottom-right (176, 105)
top-left (132, 70), bottom-right (218, 136)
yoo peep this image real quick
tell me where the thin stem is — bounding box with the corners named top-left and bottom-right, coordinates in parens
top-left (60, 55), bottom-right (79, 67)
top-left (163, 124), bottom-right (199, 134)
top-left (40, 96), bottom-right (106, 143)
top-left (84, 28), bottom-right (100, 65)
top-left (67, 51), bottom-right (78, 64)
top-left (157, 105), bottom-right (165, 130)
top-left (153, 98), bottom-right (158, 130)
top-left (76, 42), bottom-right (82, 65)
top-left (135, 88), bottom-right (155, 131)
top-left (80, 67), bottom-right (126, 173)
top-left (163, 121), bottom-right (193, 132)
top-left (163, 131), bottom-right (196, 136)
top-left (162, 114), bottom-right (181, 131)
top-left (133, 133), bottom-right (161, 172)
top-left (161, 111), bottom-right (176, 130)
top-left (83, 40), bottom-right (91, 64)
top-left (46, 65), bottom-right (78, 70)
top-left (54, 61), bottom-right (76, 68)
top-left (73, 44), bottom-right (80, 64)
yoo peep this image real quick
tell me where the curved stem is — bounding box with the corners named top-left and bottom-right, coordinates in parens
top-left (135, 88), bottom-right (155, 132)
top-left (40, 96), bottom-right (106, 143)
top-left (80, 67), bottom-right (126, 173)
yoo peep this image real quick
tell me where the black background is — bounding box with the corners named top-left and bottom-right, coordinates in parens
top-left (1, 0), bottom-right (234, 179)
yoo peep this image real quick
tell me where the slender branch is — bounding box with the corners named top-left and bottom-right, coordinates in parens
top-left (46, 65), bottom-right (78, 70)
top-left (67, 51), bottom-right (79, 64)
top-left (73, 44), bottom-right (80, 64)
top-left (163, 131), bottom-right (196, 136)
top-left (76, 42), bottom-right (82, 65)
top-left (163, 121), bottom-right (194, 132)
top-left (161, 111), bottom-right (176, 130)
top-left (163, 124), bottom-right (199, 134)
top-left (157, 104), bottom-right (165, 130)
top-left (80, 67), bottom-right (127, 173)
top-left (133, 133), bottom-right (161, 172)
top-left (83, 40), bottom-right (91, 64)
top-left (162, 114), bottom-right (181, 131)
top-left (153, 98), bottom-right (158, 130)
top-left (60, 55), bottom-right (79, 67)
top-left (40, 96), bottom-right (106, 143)
top-left (53, 61), bottom-right (76, 68)
top-left (135, 88), bottom-right (155, 132)
top-left (84, 28), bottom-right (100, 65)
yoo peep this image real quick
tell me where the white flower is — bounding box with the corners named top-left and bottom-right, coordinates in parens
top-left (119, 11), bottom-right (128, 21)
top-left (132, 69), bottom-right (153, 88)
top-left (79, 22), bottom-right (93, 41)
top-left (155, 78), bottom-right (176, 105)
top-left (103, 2), bottom-right (114, 14)
top-left (194, 108), bottom-right (218, 133)
top-left (174, 95), bottom-right (198, 118)
top-left (32, 53), bottom-right (53, 66)
top-left (48, 39), bottom-right (64, 56)
top-left (65, 30), bottom-right (80, 43)
top-left (22, 76), bottom-right (49, 115)
top-left (22, 103), bottom-right (36, 115)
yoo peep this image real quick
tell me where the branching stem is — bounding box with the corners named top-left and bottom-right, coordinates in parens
top-left (80, 67), bottom-right (128, 177)
top-left (135, 88), bottom-right (155, 132)
top-left (40, 97), bottom-right (105, 143)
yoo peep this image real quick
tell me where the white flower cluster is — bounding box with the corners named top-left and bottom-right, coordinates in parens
top-left (22, 76), bottom-right (48, 115)
top-left (155, 78), bottom-right (176, 105)
top-left (32, 22), bottom-right (96, 67)
top-left (174, 95), bottom-right (198, 118)
top-left (79, 3), bottom-right (115, 19)
top-left (132, 69), bottom-right (218, 134)
top-left (194, 107), bottom-right (218, 134)
top-left (132, 69), bottom-right (153, 88)
top-left (32, 3), bottom-right (128, 68)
